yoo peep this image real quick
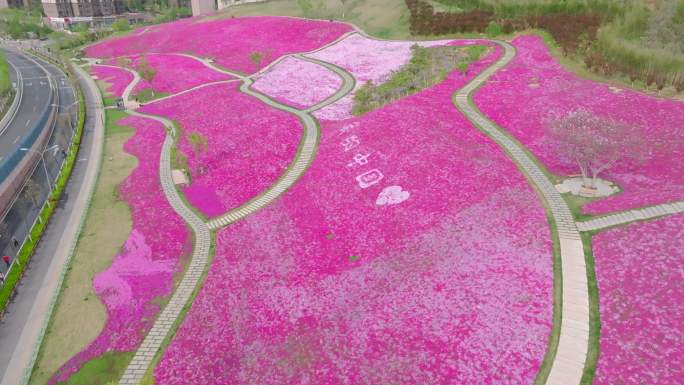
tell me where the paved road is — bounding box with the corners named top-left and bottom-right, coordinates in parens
top-left (0, 61), bottom-right (102, 385)
top-left (0, 49), bottom-right (58, 163)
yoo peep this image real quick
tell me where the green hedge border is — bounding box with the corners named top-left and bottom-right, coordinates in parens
top-left (0, 53), bottom-right (86, 315)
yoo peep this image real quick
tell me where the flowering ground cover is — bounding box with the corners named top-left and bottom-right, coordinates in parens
top-left (592, 214), bottom-right (684, 385)
top-left (474, 35), bottom-right (684, 215)
top-left (48, 116), bottom-right (190, 384)
top-left (86, 16), bottom-right (351, 74)
top-left (251, 56), bottom-right (342, 109)
top-left (308, 34), bottom-right (489, 120)
top-left (153, 49), bottom-right (554, 385)
top-left (139, 83), bottom-right (302, 217)
top-left (90, 65), bottom-right (133, 97)
top-left (106, 54), bottom-right (233, 96)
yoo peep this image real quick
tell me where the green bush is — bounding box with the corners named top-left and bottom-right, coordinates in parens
top-left (0, 51), bottom-right (11, 96)
top-left (485, 20), bottom-right (501, 37)
top-left (112, 19), bottom-right (131, 32)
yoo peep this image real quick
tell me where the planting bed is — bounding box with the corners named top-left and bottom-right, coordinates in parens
top-left (592, 214), bottom-right (684, 385)
top-left (107, 54), bottom-right (233, 96)
top-left (139, 83), bottom-right (302, 217)
top-left (90, 65), bottom-right (133, 97)
top-left (307, 33), bottom-right (488, 120)
top-left (48, 116), bottom-right (191, 383)
top-left (252, 56), bottom-right (342, 109)
top-left (86, 16), bottom-right (352, 74)
top-left (152, 50), bottom-right (554, 385)
top-left (474, 35), bottom-right (684, 215)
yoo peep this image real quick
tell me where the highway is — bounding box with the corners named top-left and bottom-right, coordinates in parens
top-left (0, 48), bottom-right (75, 166)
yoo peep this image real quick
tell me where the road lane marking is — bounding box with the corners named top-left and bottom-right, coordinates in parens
top-left (13, 135), bottom-right (21, 144)
top-left (25, 119), bottom-right (31, 127)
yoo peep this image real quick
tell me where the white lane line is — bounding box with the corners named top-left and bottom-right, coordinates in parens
top-left (13, 135), bottom-right (21, 144)
top-left (25, 119), bottom-right (31, 127)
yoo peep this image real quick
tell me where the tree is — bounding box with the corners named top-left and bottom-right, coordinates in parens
top-left (136, 57), bottom-right (157, 96)
top-left (249, 52), bottom-right (263, 69)
top-left (545, 108), bottom-right (648, 189)
top-left (112, 18), bottom-right (131, 32)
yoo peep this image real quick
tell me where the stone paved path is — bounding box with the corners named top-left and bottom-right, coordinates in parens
top-left (577, 201), bottom-right (684, 232)
top-left (116, 86), bottom-right (211, 385)
top-left (454, 41), bottom-right (589, 385)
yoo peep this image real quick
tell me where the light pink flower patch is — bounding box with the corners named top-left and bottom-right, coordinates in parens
top-left (90, 65), bottom-right (133, 97)
top-left (310, 35), bottom-right (492, 120)
top-left (252, 56), bottom-right (342, 109)
top-left (106, 54), bottom-right (233, 95)
top-left (154, 51), bottom-right (553, 385)
top-left (86, 16), bottom-right (351, 74)
top-left (138, 83), bottom-right (302, 217)
top-left (308, 33), bottom-right (452, 85)
top-left (593, 214), bottom-right (684, 385)
top-left (48, 116), bottom-right (190, 384)
top-left (474, 35), bottom-right (684, 214)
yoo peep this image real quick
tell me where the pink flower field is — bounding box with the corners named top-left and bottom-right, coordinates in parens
top-left (49, 116), bottom-right (190, 383)
top-left (252, 56), bottom-right (342, 109)
top-left (107, 54), bottom-right (233, 96)
top-left (152, 49), bottom-right (554, 385)
top-left (90, 65), bottom-right (133, 97)
top-left (474, 35), bottom-right (684, 215)
top-left (139, 83), bottom-right (302, 217)
top-left (592, 214), bottom-right (684, 385)
top-left (86, 16), bottom-right (351, 74)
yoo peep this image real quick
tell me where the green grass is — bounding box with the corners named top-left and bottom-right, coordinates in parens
top-left (580, 232), bottom-right (601, 385)
top-left (105, 108), bottom-right (131, 135)
top-left (134, 88), bottom-right (170, 104)
top-left (353, 44), bottom-right (486, 114)
top-left (0, 50), bottom-right (11, 95)
top-left (208, 0), bottom-right (412, 39)
top-left (54, 352), bottom-right (134, 385)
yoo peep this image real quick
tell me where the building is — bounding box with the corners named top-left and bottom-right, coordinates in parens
top-left (41, 0), bottom-right (126, 19)
top-left (191, 0), bottom-right (265, 16)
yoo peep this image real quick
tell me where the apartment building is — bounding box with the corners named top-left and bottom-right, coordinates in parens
top-left (41, 0), bottom-right (126, 19)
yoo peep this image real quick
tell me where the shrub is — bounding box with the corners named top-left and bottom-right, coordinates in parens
top-left (485, 21), bottom-right (502, 37)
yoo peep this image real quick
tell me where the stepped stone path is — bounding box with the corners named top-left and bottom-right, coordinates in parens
top-left (454, 41), bottom-right (589, 385)
top-left (117, 84), bottom-right (212, 385)
top-left (577, 201), bottom-right (684, 232)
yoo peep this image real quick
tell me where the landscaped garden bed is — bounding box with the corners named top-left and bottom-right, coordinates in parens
top-left (473, 35), bottom-right (684, 215)
top-left (151, 51), bottom-right (554, 384)
top-left (139, 83), bottom-right (303, 217)
top-left (592, 214), bottom-right (684, 385)
top-left (107, 53), bottom-right (233, 96)
top-left (48, 116), bottom-right (191, 384)
top-left (90, 65), bottom-right (133, 97)
top-left (85, 16), bottom-right (352, 74)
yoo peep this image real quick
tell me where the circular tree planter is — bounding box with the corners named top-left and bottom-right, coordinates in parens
top-left (556, 177), bottom-right (619, 198)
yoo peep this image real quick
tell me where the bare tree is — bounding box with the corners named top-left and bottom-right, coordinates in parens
top-left (546, 108), bottom-right (648, 189)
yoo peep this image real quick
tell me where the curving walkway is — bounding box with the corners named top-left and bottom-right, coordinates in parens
top-left (295, 54), bottom-right (356, 112)
top-left (454, 41), bottom-right (589, 385)
top-left (116, 84), bottom-right (212, 385)
top-left (577, 200), bottom-right (684, 232)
